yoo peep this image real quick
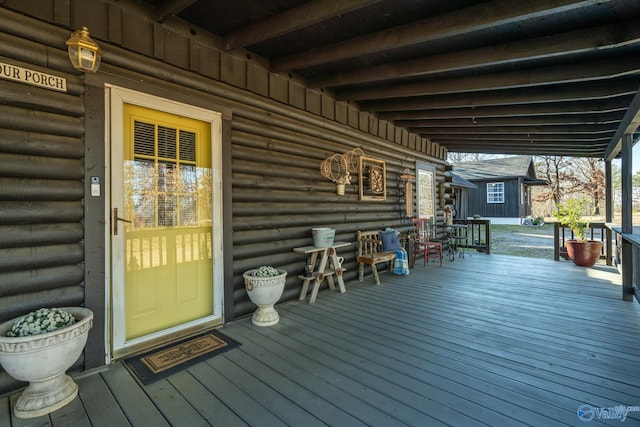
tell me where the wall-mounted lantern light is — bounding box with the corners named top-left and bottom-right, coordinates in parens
top-left (66, 27), bottom-right (102, 73)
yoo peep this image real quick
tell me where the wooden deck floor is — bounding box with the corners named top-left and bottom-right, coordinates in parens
top-left (2, 254), bottom-right (640, 426)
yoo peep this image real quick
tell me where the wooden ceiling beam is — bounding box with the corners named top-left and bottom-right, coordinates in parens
top-left (428, 134), bottom-right (611, 142)
top-left (309, 19), bottom-right (640, 88)
top-left (398, 114), bottom-right (622, 128)
top-left (605, 83), bottom-right (640, 160)
top-left (360, 87), bottom-right (634, 113)
top-left (413, 125), bottom-right (614, 135)
top-left (378, 102), bottom-right (626, 122)
top-left (439, 139), bottom-right (610, 148)
top-left (154, 0), bottom-right (199, 22)
top-left (412, 123), bottom-right (614, 133)
top-left (222, 0), bottom-right (381, 51)
top-left (271, 0), bottom-right (602, 71)
top-left (337, 55), bottom-right (640, 101)
top-left (442, 142), bottom-right (608, 156)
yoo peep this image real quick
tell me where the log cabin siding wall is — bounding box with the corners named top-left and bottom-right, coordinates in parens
top-left (229, 109), bottom-right (438, 316)
top-left (0, 28), bottom-right (86, 392)
top-left (0, 1), bottom-right (447, 393)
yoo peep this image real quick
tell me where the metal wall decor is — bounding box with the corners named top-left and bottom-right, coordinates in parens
top-left (359, 156), bottom-right (386, 201)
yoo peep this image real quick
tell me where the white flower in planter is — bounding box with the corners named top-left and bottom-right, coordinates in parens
top-left (251, 265), bottom-right (281, 277)
top-left (6, 308), bottom-right (76, 337)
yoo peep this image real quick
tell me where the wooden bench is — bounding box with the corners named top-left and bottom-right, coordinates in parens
top-left (356, 230), bottom-right (409, 285)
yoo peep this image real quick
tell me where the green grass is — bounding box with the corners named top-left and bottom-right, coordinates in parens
top-left (489, 223), bottom-right (555, 259)
top-left (491, 223), bottom-right (553, 235)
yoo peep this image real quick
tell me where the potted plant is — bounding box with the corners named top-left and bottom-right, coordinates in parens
top-left (243, 266), bottom-right (287, 327)
top-left (0, 307), bottom-right (94, 418)
top-left (553, 198), bottom-right (602, 267)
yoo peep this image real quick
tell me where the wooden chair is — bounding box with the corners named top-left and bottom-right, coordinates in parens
top-left (411, 218), bottom-right (442, 267)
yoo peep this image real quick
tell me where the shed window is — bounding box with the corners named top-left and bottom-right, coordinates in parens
top-left (487, 182), bottom-right (504, 203)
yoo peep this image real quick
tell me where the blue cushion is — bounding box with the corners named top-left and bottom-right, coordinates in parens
top-left (380, 231), bottom-right (402, 251)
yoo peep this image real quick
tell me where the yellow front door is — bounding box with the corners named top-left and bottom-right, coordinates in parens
top-left (123, 103), bottom-right (213, 338)
top-left (109, 86), bottom-right (223, 357)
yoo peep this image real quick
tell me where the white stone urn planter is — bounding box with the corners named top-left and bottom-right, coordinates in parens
top-left (243, 268), bottom-right (287, 327)
top-left (0, 307), bottom-right (93, 419)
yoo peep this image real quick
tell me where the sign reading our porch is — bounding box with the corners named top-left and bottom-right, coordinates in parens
top-left (0, 61), bottom-right (67, 92)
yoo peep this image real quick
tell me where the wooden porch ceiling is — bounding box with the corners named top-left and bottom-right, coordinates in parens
top-left (145, 0), bottom-right (640, 157)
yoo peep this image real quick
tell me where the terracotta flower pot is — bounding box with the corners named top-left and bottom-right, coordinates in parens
top-left (566, 240), bottom-right (603, 267)
top-left (0, 307), bottom-right (93, 418)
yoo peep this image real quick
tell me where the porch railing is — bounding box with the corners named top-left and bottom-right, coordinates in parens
top-left (552, 221), bottom-right (609, 263)
top-left (610, 226), bottom-right (640, 302)
top-left (452, 219), bottom-right (491, 254)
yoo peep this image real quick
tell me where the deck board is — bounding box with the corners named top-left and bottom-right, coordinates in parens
top-left (249, 310), bottom-right (474, 426)
top-left (76, 373), bottom-right (129, 427)
top-left (0, 397), bottom-right (10, 427)
top-left (300, 293), bottom-right (610, 424)
top-left (164, 369), bottom-right (248, 427)
top-left (220, 335), bottom-right (364, 426)
top-left (228, 324), bottom-right (388, 426)
top-left (282, 299), bottom-right (565, 426)
top-left (9, 394), bottom-right (51, 427)
top-left (183, 360), bottom-right (284, 426)
top-left (1, 254), bottom-right (639, 426)
top-left (48, 394), bottom-right (91, 427)
top-left (100, 363), bottom-right (170, 427)
top-left (204, 355), bottom-right (327, 427)
top-left (144, 378), bottom-right (209, 426)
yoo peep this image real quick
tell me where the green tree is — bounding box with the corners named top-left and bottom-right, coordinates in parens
top-left (633, 170), bottom-right (640, 211)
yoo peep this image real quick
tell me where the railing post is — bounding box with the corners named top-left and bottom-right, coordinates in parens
top-left (484, 219), bottom-right (491, 254)
top-left (621, 134), bottom-right (633, 301)
top-left (605, 160), bottom-right (613, 266)
top-left (553, 222), bottom-right (560, 261)
top-left (622, 239), bottom-right (634, 301)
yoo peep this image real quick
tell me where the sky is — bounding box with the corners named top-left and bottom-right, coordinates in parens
top-left (611, 148), bottom-right (638, 175)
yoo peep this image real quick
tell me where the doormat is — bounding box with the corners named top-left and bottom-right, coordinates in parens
top-left (123, 329), bottom-right (240, 385)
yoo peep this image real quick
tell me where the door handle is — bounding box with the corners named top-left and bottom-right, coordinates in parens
top-left (113, 208), bottom-right (132, 235)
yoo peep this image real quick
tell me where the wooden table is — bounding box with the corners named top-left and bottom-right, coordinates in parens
top-left (293, 242), bottom-right (350, 303)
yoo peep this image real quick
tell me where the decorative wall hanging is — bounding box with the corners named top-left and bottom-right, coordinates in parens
top-left (320, 147), bottom-right (364, 196)
top-left (359, 157), bottom-right (386, 201)
top-left (401, 169), bottom-right (415, 217)
top-left (342, 148), bottom-right (364, 175)
top-left (320, 154), bottom-right (349, 195)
